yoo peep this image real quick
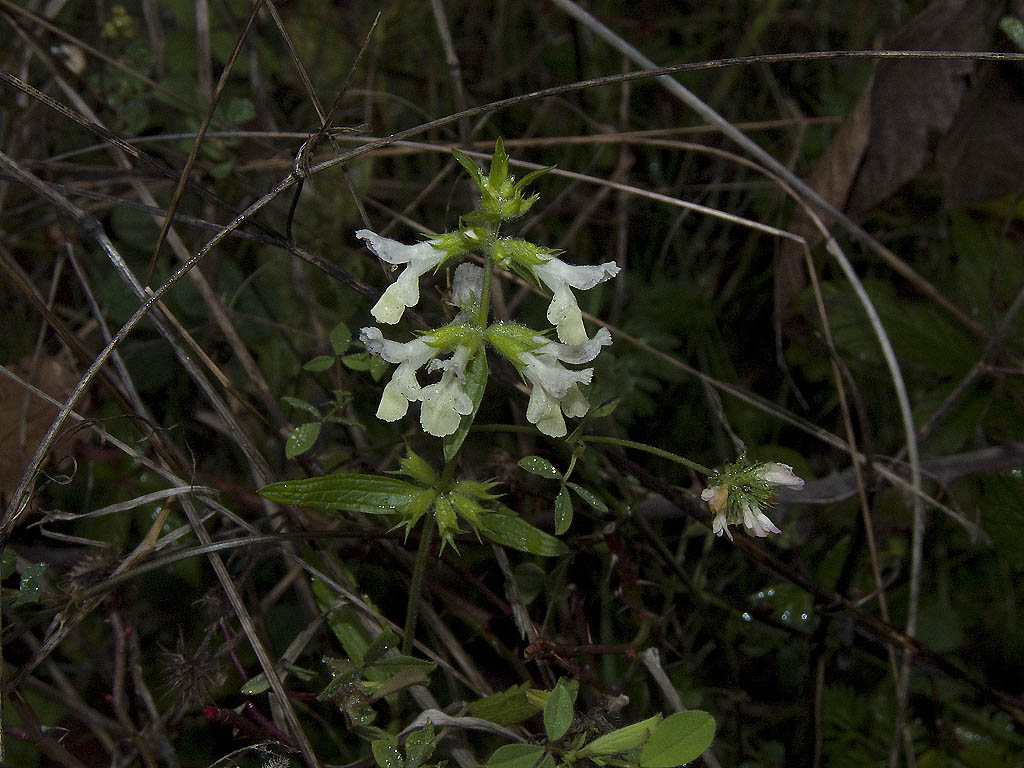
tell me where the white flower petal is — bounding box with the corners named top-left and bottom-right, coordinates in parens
top-left (377, 380), bottom-right (411, 421)
top-left (760, 462), bottom-right (805, 489)
top-left (357, 230), bottom-right (445, 324)
top-left (356, 230), bottom-right (443, 267)
top-left (420, 371), bottom-right (474, 437)
top-left (372, 283), bottom-right (411, 324)
top-left (740, 501), bottom-right (780, 538)
top-left (533, 257), bottom-right (620, 344)
top-left (361, 327), bottom-right (439, 425)
top-left (452, 263), bottom-right (484, 311)
top-left (560, 384), bottom-right (590, 418)
top-left (712, 511), bottom-right (733, 541)
top-left (520, 351), bottom-right (593, 400)
top-left (534, 257), bottom-right (621, 291)
top-left (544, 327), bottom-right (613, 365)
top-left (546, 284), bottom-right (587, 345)
top-left (526, 385), bottom-right (567, 437)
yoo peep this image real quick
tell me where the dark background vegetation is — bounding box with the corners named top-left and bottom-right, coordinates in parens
top-left (1, 0), bottom-right (1023, 766)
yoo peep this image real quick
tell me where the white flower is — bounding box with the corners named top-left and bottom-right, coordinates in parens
top-left (741, 500), bottom-right (781, 538)
top-left (519, 328), bottom-right (612, 437)
top-left (758, 462), bottom-right (805, 489)
top-left (701, 485), bottom-right (732, 541)
top-left (701, 459), bottom-right (803, 541)
top-left (533, 257), bottom-right (621, 344)
top-left (419, 346), bottom-right (474, 437)
top-left (357, 230), bottom-right (446, 324)
top-left (452, 262), bottom-right (484, 317)
top-left (360, 327), bottom-right (436, 421)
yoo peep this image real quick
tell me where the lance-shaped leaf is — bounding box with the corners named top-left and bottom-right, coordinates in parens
top-left (478, 510), bottom-right (568, 557)
top-left (259, 474), bottom-right (420, 515)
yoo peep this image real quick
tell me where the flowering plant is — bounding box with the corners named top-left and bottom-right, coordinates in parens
top-left (258, 140), bottom-right (809, 768)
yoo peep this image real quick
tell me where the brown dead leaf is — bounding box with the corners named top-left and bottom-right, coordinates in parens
top-left (846, 0), bottom-right (992, 216)
top-left (777, 0), bottom-right (994, 316)
top-left (776, 76), bottom-right (873, 314)
top-left (0, 355), bottom-right (90, 504)
top-left (937, 62), bottom-right (1024, 208)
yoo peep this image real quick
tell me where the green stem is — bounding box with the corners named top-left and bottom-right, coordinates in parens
top-left (402, 514), bottom-right (435, 656)
top-left (475, 238), bottom-right (496, 329)
top-left (581, 435), bottom-right (714, 476)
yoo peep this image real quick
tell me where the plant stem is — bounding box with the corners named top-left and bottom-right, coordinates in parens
top-left (402, 514), bottom-right (435, 656)
top-left (475, 229), bottom-right (497, 329)
top-left (581, 435), bottom-right (715, 476)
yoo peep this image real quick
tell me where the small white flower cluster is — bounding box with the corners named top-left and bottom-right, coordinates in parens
top-left (359, 323), bottom-right (476, 439)
top-left (355, 141), bottom-right (620, 440)
top-left (355, 159), bottom-right (620, 440)
top-left (516, 327), bottom-right (612, 437)
top-left (701, 461), bottom-right (804, 541)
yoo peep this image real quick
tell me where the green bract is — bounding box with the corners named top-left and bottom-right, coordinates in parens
top-left (259, 449), bottom-right (566, 557)
top-left (451, 137), bottom-right (553, 221)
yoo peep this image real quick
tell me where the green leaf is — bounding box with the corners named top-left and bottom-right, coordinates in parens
top-left (0, 548), bottom-right (15, 580)
top-left (225, 96), bottom-right (255, 124)
top-left (513, 165), bottom-right (555, 192)
top-left (567, 482), bottom-right (608, 513)
top-left (368, 666), bottom-right (433, 700)
top-left (370, 355), bottom-right (390, 380)
top-left (478, 510), bottom-right (568, 557)
top-left (372, 733), bottom-right (404, 768)
top-left (589, 397), bottom-right (620, 419)
top-left (451, 147), bottom-right (484, 187)
top-left (209, 159), bottom-right (234, 179)
top-left (259, 473), bottom-right (420, 514)
top-left (399, 448), bottom-right (438, 486)
top-left (318, 659), bottom-right (360, 699)
top-left (286, 422), bottom-right (322, 458)
top-left (554, 486), bottom-right (572, 536)
top-left (368, 655), bottom-right (437, 675)
top-left (514, 561), bottom-right (547, 605)
top-left (639, 711), bottom-right (716, 767)
top-left (544, 680), bottom-right (576, 741)
top-left (443, 350), bottom-right (488, 462)
top-left (404, 721), bottom-right (437, 768)
top-left (363, 628), bottom-right (400, 666)
top-left (341, 351), bottom-right (371, 371)
top-left (584, 714), bottom-right (662, 756)
top-left (489, 137), bottom-right (509, 188)
top-left (468, 683), bottom-right (543, 726)
top-left (281, 396), bottom-right (321, 418)
top-left (486, 744), bottom-right (553, 768)
top-left (241, 665), bottom-right (314, 696)
top-left (240, 672), bottom-right (271, 695)
top-left (14, 562), bottom-right (47, 606)
top-left (304, 355), bottom-right (336, 372)
top-left (518, 455), bottom-right (561, 480)
top-left (312, 577), bottom-right (373, 665)
top-left (1000, 15), bottom-right (1024, 51)
top-left (330, 322), bottom-right (353, 354)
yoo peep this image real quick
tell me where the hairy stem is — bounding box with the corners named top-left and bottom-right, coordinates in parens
top-left (402, 514), bottom-right (436, 656)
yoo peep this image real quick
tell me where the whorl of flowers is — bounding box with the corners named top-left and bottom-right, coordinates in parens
top-left (701, 460), bottom-right (805, 541)
top-left (356, 139), bottom-right (619, 438)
